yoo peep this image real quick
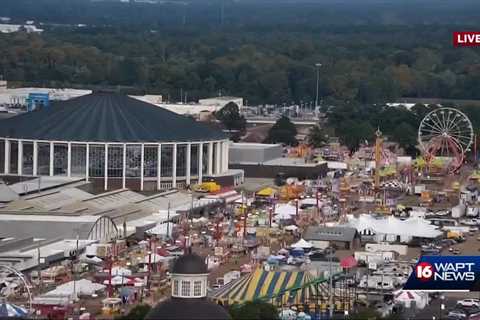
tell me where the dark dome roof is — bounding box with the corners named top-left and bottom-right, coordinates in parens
top-left (172, 253), bottom-right (208, 274)
top-left (146, 298), bottom-right (231, 320)
top-left (0, 93), bottom-right (226, 143)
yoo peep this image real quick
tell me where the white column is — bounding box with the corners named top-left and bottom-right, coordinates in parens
top-left (215, 142), bottom-right (221, 175)
top-left (198, 143), bottom-right (203, 184)
top-left (67, 142), bottom-right (72, 177)
top-left (221, 141), bottom-right (227, 173)
top-left (33, 141), bottom-right (38, 176)
top-left (122, 144), bottom-right (126, 189)
top-left (140, 144), bottom-right (145, 191)
top-left (157, 144), bottom-right (162, 191)
top-left (17, 140), bottom-right (23, 175)
top-left (85, 144), bottom-right (89, 181)
top-left (172, 143), bottom-right (177, 188)
top-left (49, 142), bottom-right (54, 176)
top-left (186, 143), bottom-right (191, 185)
top-left (4, 140), bottom-right (9, 174)
top-left (104, 144), bottom-right (108, 191)
top-left (207, 142), bottom-right (213, 176)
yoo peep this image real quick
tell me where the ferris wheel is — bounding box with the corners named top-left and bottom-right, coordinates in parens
top-left (418, 107), bottom-right (474, 172)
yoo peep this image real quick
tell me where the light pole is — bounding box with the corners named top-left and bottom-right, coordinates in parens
top-left (315, 63), bottom-right (322, 108)
top-left (326, 246), bottom-right (334, 318)
top-left (440, 295), bottom-right (445, 320)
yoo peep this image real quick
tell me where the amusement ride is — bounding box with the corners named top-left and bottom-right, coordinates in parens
top-left (418, 107), bottom-right (474, 173)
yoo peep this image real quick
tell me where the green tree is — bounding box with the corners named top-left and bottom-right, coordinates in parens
top-left (392, 122), bottom-right (417, 150)
top-left (265, 115), bottom-right (298, 146)
top-left (215, 102), bottom-right (247, 141)
top-left (307, 125), bottom-right (328, 148)
top-left (339, 120), bottom-right (375, 151)
top-left (215, 102), bottom-right (246, 140)
top-left (229, 301), bottom-right (279, 320)
top-left (115, 304), bottom-right (151, 320)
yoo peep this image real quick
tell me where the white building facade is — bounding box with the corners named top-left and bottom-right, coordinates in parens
top-left (0, 138), bottom-right (230, 191)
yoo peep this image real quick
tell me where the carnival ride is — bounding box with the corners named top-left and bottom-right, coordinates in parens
top-left (0, 265), bottom-right (32, 317)
top-left (288, 144), bottom-right (312, 159)
top-left (418, 107), bottom-right (474, 173)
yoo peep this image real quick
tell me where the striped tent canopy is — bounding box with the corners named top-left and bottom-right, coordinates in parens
top-left (211, 268), bottom-right (328, 306)
top-left (0, 301), bottom-right (28, 318)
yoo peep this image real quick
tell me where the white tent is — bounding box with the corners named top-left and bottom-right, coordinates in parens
top-left (285, 225), bottom-right (298, 231)
top-left (104, 276), bottom-right (145, 286)
top-left (393, 290), bottom-right (428, 309)
top-left (192, 217), bottom-right (208, 224)
top-left (291, 239), bottom-right (313, 249)
top-left (45, 279), bottom-right (105, 297)
top-left (81, 256), bottom-right (103, 264)
top-left (346, 214), bottom-right (442, 240)
top-left (275, 203), bottom-right (297, 216)
top-left (110, 266), bottom-right (132, 277)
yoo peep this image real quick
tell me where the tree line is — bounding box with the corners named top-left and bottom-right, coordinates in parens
top-left (1, 24), bottom-right (480, 106)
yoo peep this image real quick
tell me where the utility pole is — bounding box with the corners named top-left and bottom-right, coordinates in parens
top-left (315, 63), bottom-right (322, 108)
top-left (328, 247), bottom-right (334, 319)
top-left (73, 234), bottom-right (79, 300)
top-left (37, 246), bottom-right (42, 290)
top-left (166, 201), bottom-right (171, 241)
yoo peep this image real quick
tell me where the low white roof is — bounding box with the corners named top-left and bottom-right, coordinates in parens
top-left (45, 279), bottom-right (105, 297)
top-left (300, 198), bottom-right (317, 206)
top-left (291, 238), bottom-right (313, 249)
top-left (146, 222), bottom-right (176, 237)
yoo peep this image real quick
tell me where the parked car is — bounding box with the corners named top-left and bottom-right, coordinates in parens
top-left (447, 310), bottom-right (467, 320)
top-left (460, 219), bottom-right (480, 226)
top-left (457, 299), bottom-right (480, 308)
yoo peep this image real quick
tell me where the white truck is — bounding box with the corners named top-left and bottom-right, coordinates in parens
top-left (452, 204), bottom-right (466, 219)
top-left (414, 185), bottom-right (426, 195)
top-left (365, 243), bottom-right (408, 256)
top-left (359, 274), bottom-right (397, 290)
top-left (354, 251), bottom-right (396, 265)
top-left (467, 206), bottom-right (479, 217)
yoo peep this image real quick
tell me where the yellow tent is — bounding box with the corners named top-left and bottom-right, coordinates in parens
top-left (452, 181), bottom-right (461, 190)
top-left (256, 187), bottom-right (277, 197)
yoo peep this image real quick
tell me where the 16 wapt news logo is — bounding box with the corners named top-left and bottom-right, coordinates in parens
top-left (404, 256), bottom-right (480, 291)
